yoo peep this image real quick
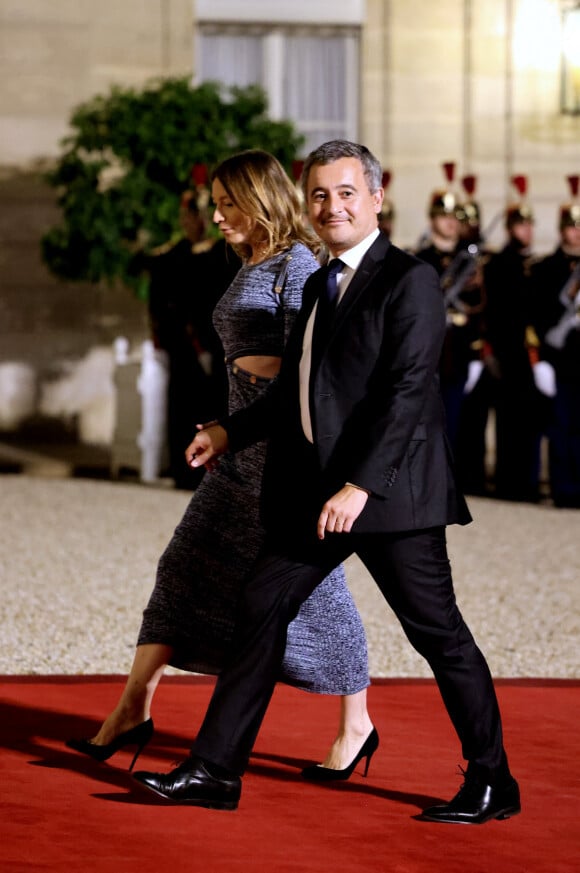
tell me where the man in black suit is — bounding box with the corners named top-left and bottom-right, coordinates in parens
top-left (133, 141), bottom-right (520, 825)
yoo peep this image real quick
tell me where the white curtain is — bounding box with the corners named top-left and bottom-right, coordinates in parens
top-left (199, 29), bottom-right (354, 152)
top-left (200, 34), bottom-right (263, 88)
top-left (284, 36), bottom-right (346, 119)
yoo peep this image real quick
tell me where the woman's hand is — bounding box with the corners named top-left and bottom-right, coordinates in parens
top-left (185, 424), bottom-right (229, 472)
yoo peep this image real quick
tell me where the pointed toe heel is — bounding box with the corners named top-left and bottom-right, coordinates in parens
top-left (66, 718), bottom-right (154, 771)
top-left (301, 727), bottom-right (379, 782)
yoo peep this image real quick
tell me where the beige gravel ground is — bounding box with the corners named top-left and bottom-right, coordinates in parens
top-left (1, 474), bottom-right (578, 678)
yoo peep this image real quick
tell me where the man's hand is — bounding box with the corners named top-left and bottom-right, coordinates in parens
top-left (317, 484), bottom-right (369, 540)
top-left (185, 424), bottom-right (229, 471)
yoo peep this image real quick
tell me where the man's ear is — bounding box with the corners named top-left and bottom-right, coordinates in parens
top-left (373, 188), bottom-right (385, 214)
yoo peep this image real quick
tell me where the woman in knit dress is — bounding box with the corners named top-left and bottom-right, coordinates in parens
top-left (67, 150), bottom-right (375, 776)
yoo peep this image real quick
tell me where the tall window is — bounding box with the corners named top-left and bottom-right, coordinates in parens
top-left (196, 24), bottom-right (359, 154)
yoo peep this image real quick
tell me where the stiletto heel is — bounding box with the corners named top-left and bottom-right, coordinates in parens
top-left (301, 727), bottom-right (379, 782)
top-left (128, 737), bottom-right (149, 773)
top-left (66, 718), bottom-right (154, 771)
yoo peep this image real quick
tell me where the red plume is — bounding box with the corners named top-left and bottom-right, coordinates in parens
top-left (291, 160), bottom-right (305, 182)
top-left (382, 170), bottom-right (392, 189)
top-left (190, 163), bottom-right (208, 186)
top-left (462, 175), bottom-right (477, 196)
top-left (442, 162), bottom-right (456, 183)
top-left (511, 175), bottom-right (528, 197)
top-left (567, 175), bottom-right (580, 198)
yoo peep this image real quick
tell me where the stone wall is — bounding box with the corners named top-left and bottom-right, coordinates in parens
top-left (1, 0), bottom-right (579, 439)
top-left (363, 0), bottom-right (580, 253)
top-left (0, 169), bottom-right (148, 437)
top-left (0, 0), bottom-right (192, 438)
top-left (0, 170), bottom-right (147, 364)
top-left (0, 0), bottom-right (194, 165)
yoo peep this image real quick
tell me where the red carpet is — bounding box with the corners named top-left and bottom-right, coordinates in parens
top-left (0, 677), bottom-right (578, 872)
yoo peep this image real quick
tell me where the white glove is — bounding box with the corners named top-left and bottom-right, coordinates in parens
top-left (463, 360), bottom-right (484, 394)
top-left (533, 361), bottom-right (556, 398)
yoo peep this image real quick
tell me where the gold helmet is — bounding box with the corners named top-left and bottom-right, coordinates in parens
top-left (506, 175), bottom-right (534, 228)
top-left (429, 162), bottom-right (460, 217)
top-left (559, 175), bottom-right (580, 229)
top-left (460, 175), bottom-right (480, 226)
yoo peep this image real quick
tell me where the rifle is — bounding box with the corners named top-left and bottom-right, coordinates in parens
top-left (544, 261), bottom-right (580, 349)
top-left (439, 210), bottom-right (503, 319)
top-left (441, 243), bottom-right (481, 314)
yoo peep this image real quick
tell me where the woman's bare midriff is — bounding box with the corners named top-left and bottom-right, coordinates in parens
top-left (232, 355), bottom-right (282, 379)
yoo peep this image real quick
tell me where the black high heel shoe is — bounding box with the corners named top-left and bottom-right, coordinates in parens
top-left (66, 718), bottom-right (154, 772)
top-left (301, 727), bottom-right (379, 782)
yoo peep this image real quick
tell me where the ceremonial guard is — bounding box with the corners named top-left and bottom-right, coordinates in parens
top-left (530, 175), bottom-right (580, 507)
top-left (483, 176), bottom-right (542, 501)
top-left (148, 170), bottom-right (241, 488)
top-left (453, 174), bottom-right (496, 494)
top-left (416, 164), bottom-right (486, 481)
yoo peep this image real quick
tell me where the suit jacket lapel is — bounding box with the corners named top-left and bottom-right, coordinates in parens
top-left (332, 234), bottom-right (391, 328)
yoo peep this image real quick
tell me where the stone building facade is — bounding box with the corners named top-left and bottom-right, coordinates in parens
top-left (0, 0), bottom-right (578, 441)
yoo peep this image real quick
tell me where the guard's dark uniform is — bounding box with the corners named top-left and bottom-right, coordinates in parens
top-left (148, 237), bottom-right (241, 488)
top-left (415, 241), bottom-right (484, 439)
top-left (416, 172), bottom-right (486, 488)
top-left (530, 244), bottom-right (580, 507)
top-left (484, 239), bottom-right (542, 501)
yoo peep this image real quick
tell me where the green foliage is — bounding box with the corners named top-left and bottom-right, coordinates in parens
top-left (41, 78), bottom-right (305, 297)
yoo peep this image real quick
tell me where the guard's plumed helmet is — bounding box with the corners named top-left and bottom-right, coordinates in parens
top-left (460, 175), bottom-right (480, 225)
top-left (559, 175), bottom-right (580, 229)
top-left (506, 175), bottom-right (534, 228)
top-left (429, 162), bottom-right (460, 217)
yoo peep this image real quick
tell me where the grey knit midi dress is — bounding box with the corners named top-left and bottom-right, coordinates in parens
top-left (138, 242), bottom-right (369, 694)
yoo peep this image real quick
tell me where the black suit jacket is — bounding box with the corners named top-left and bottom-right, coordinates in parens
top-left (226, 235), bottom-right (471, 534)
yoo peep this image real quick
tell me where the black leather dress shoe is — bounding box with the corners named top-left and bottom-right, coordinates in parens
top-left (420, 776), bottom-right (521, 825)
top-left (132, 756), bottom-right (241, 810)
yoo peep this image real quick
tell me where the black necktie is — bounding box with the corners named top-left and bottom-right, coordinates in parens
top-left (323, 258), bottom-right (344, 307)
top-left (311, 258), bottom-right (344, 371)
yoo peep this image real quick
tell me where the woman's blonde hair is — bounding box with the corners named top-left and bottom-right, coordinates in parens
top-left (211, 149), bottom-right (319, 260)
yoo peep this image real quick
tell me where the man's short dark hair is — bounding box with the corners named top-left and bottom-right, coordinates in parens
top-left (301, 140), bottom-right (383, 199)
